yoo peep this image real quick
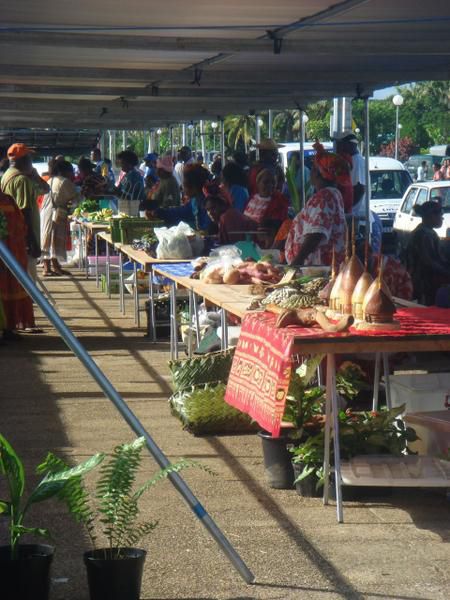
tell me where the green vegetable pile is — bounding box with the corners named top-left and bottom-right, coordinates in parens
top-left (72, 199), bottom-right (99, 217)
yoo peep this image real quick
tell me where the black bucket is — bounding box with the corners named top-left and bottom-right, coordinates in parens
top-left (0, 544), bottom-right (54, 600)
top-left (84, 547), bottom-right (146, 600)
top-left (258, 430), bottom-right (294, 489)
top-left (292, 461), bottom-right (322, 497)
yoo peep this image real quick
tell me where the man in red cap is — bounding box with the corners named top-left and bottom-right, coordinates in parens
top-left (1, 143), bottom-right (49, 281)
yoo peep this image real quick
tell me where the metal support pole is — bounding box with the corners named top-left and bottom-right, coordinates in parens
top-left (119, 251), bottom-right (125, 314)
top-left (364, 97), bottom-right (371, 242)
top-left (193, 292), bottom-right (201, 346)
top-left (133, 260), bottom-right (140, 327)
top-left (394, 105), bottom-right (399, 161)
top-left (0, 240), bottom-right (254, 585)
top-left (170, 126), bottom-right (174, 156)
top-left (149, 266), bottom-right (157, 342)
top-left (182, 123), bottom-right (187, 147)
top-left (372, 352), bottom-right (381, 412)
top-left (329, 353), bottom-right (344, 523)
top-left (382, 353), bottom-right (392, 410)
top-left (105, 238), bottom-right (111, 298)
top-left (122, 130), bottom-right (126, 150)
top-left (268, 109), bottom-right (273, 139)
top-left (299, 109), bottom-right (306, 210)
top-left (95, 232), bottom-right (99, 288)
top-left (220, 308), bottom-right (228, 350)
top-left (220, 118), bottom-right (225, 162)
top-left (323, 356), bottom-right (332, 505)
top-left (255, 114), bottom-right (261, 145)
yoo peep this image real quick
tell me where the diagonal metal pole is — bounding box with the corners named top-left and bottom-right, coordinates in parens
top-left (0, 240), bottom-right (255, 584)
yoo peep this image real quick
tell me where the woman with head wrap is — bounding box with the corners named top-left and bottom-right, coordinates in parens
top-left (285, 145), bottom-right (346, 266)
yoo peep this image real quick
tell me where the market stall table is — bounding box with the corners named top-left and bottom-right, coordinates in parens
top-left (224, 308), bottom-right (450, 523)
top-left (152, 264), bottom-right (259, 358)
top-left (75, 220), bottom-right (111, 279)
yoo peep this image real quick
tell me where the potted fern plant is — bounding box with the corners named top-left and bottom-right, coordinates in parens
top-left (40, 436), bottom-right (207, 600)
top-left (0, 433), bottom-right (104, 600)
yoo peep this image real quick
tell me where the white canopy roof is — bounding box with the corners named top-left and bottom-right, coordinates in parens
top-left (0, 0), bottom-right (449, 129)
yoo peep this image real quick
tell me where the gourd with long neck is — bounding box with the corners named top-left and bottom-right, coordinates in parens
top-left (319, 247), bottom-right (337, 304)
top-left (329, 225), bottom-right (349, 312)
top-left (352, 237), bottom-right (373, 320)
top-left (339, 218), bottom-right (363, 314)
top-left (362, 256), bottom-right (396, 323)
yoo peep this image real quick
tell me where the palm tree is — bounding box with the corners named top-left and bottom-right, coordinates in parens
top-left (224, 115), bottom-right (255, 153)
top-left (272, 110), bottom-right (299, 142)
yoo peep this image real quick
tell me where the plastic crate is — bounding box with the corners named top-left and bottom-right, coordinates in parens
top-left (100, 273), bottom-right (120, 294)
top-left (387, 373), bottom-right (450, 413)
top-left (119, 218), bottom-right (163, 245)
top-left (109, 218), bottom-right (122, 243)
top-left (404, 411), bottom-right (450, 456)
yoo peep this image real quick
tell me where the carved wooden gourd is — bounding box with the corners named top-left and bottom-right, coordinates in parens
top-left (352, 271), bottom-right (373, 320)
top-left (363, 283), bottom-right (396, 323)
top-left (351, 239), bottom-right (373, 320)
top-left (339, 253), bottom-right (364, 314)
top-left (362, 257), bottom-right (396, 323)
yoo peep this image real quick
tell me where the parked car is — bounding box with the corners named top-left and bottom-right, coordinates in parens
top-left (369, 157), bottom-right (413, 250)
top-left (278, 142), bottom-right (333, 171)
top-left (393, 180), bottom-right (450, 257)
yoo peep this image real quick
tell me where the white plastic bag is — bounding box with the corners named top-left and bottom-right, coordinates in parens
top-left (155, 222), bottom-right (194, 259)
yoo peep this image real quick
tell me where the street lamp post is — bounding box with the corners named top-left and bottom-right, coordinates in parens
top-left (392, 94), bottom-right (404, 161)
top-left (211, 121), bottom-right (218, 153)
top-left (299, 112), bottom-right (309, 210)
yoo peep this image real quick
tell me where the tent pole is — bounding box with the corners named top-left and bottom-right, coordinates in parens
top-left (0, 240), bottom-right (255, 585)
top-left (364, 97), bottom-right (371, 242)
top-left (300, 109), bottom-right (306, 210)
top-left (220, 117), bottom-right (225, 162)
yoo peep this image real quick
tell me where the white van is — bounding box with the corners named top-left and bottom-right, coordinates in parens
top-left (278, 141), bottom-right (333, 171)
top-left (369, 157), bottom-right (413, 235)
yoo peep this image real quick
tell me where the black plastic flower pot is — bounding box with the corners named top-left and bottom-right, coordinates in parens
top-left (84, 547), bottom-right (147, 600)
top-left (258, 430), bottom-right (294, 489)
top-left (0, 544), bottom-right (54, 600)
top-left (292, 461), bottom-right (322, 497)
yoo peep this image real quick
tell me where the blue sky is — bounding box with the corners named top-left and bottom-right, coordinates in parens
top-left (372, 84), bottom-right (411, 99)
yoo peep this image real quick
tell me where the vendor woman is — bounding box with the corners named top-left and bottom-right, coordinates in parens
top-left (406, 200), bottom-right (450, 305)
top-left (244, 169), bottom-right (289, 229)
top-left (285, 148), bottom-right (347, 266)
top-left (205, 192), bottom-right (256, 245)
top-left (156, 164), bottom-right (211, 231)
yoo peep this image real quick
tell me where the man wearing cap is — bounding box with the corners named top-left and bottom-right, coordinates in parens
top-left (248, 138), bottom-right (285, 196)
top-left (333, 131), bottom-right (366, 216)
top-left (141, 152), bottom-right (158, 180)
top-left (1, 143), bottom-right (49, 280)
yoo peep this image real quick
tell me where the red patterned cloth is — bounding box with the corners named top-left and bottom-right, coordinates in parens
top-left (224, 313), bottom-right (295, 436)
top-left (285, 186), bottom-right (345, 266)
top-left (225, 308), bottom-right (450, 436)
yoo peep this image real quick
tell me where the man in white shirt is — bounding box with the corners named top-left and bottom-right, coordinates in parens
top-left (173, 146), bottom-right (194, 190)
top-left (416, 160), bottom-right (428, 182)
top-left (333, 131), bottom-right (366, 217)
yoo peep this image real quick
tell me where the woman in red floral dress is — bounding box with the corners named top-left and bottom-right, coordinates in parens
top-left (285, 144), bottom-right (348, 266)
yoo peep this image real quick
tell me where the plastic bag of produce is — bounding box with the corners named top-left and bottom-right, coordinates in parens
top-left (155, 221), bottom-right (194, 259)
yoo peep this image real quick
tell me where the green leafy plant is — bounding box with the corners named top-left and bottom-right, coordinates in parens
top-left (0, 433), bottom-right (104, 559)
top-left (283, 355), bottom-right (325, 439)
top-left (39, 437), bottom-right (211, 559)
top-left (290, 404), bottom-right (419, 489)
top-left (336, 361), bottom-right (370, 402)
